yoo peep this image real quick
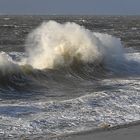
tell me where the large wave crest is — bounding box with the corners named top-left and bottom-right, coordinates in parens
top-left (25, 21), bottom-right (124, 69)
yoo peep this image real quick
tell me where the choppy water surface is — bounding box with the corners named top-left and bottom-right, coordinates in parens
top-left (0, 16), bottom-right (140, 139)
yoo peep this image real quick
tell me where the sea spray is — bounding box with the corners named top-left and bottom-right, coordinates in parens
top-left (0, 21), bottom-right (125, 76)
top-left (0, 52), bottom-right (20, 75)
top-left (25, 21), bottom-right (124, 69)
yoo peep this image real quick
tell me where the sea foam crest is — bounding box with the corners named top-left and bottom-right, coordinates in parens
top-left (25, 21), bottom-right (124, 69)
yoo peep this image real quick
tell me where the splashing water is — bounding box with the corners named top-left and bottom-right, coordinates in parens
top-left (25, 21), bottom-right (124, 69)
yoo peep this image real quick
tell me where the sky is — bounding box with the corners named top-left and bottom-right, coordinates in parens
top-left (0, 0), bottom-right (140, 15)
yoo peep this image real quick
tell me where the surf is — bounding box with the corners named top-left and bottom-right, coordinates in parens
top-left (0, 21), bottom-right (139, 88)
top-left (25, 21), bottom-right (124, 69)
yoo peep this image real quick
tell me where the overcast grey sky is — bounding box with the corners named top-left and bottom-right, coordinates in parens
top-left (0, 0), bottom-right (140, 15)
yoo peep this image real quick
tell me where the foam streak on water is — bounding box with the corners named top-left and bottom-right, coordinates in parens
top-left (0, 76), bottom-right (140, 139)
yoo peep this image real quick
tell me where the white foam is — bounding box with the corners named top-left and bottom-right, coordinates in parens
top-left (0, 52), bottom-right (19, 75)
top-left (25, 21), bottom-right (124, 69)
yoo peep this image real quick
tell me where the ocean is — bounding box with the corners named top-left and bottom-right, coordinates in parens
top-left (0, 15), bottom-right (140, 139)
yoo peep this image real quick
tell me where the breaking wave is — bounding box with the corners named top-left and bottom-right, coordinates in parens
top-left (0, 21), bottom-right (139, 85)
top-left (25, 21), bottom-right (124, 69)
